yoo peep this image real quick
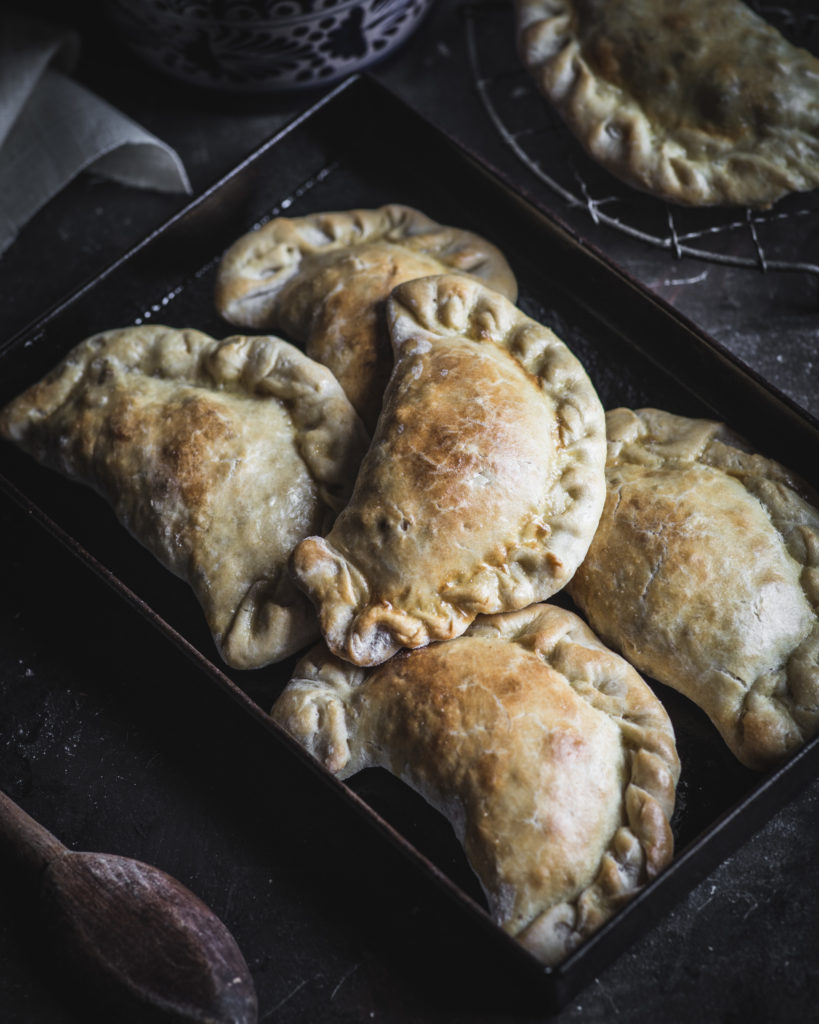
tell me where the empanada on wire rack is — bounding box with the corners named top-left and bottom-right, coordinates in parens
top-left (516, 0), bottom-right (819, 207)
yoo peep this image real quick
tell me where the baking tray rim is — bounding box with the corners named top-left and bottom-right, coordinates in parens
top-left (1, 72), bottom-right (817, 1010)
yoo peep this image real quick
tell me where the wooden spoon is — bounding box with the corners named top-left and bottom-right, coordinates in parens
top-left (0, 787), bottom-right (258, 1023)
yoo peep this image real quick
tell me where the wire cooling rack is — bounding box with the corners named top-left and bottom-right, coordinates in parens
top-left (464, 1), bottom-right (819, 278)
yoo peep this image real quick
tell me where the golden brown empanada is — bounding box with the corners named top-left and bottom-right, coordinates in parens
top-left (516, 0), bottom-right (819, 207)
top-left (272, 602), bottom-right (680, 965)
top-left (568, 407), bottom-right (819, 769)
top-left (292, 273), bottom-right (607, 667)
top-left (0, 326), bottom-right (369, 670)
top-left (214, 204), bottom-right (518, 429)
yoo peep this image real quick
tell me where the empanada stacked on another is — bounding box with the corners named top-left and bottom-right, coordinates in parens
top-left (38, 207), bottom-right (819, 970)
top-left (291, 273), bottom-right (608, 667)
top-left (272, 603), bottom-right (680, 966)
top-left (0, 326), bottom-right (369, 669)
top-left (214, 204), bottom-right (518, 430)
top-left (265, 267), bottom-right (680, 965)
top-left (568, 407), bottom-right (819, 770)
top-left (15, 195), bottom-right (819, 968)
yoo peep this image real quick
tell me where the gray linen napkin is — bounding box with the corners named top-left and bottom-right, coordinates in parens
top-left (0, 18), bottom-right (191, 256)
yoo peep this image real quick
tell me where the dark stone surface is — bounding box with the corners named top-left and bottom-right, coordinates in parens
top-left (1, 1), bottom-right (818, 1022)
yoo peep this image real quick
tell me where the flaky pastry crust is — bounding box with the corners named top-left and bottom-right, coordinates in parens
top-left (271, 602), bottom-right (680, 965)
top-left (0, 326), bottom-right (369, 669)
top-left (568, 407), bottom-right (819, 769)
top-left (214, 204), bottom-right (518, 428)
top-left (516, 0), bottom-right (819, 207)
top-left (291, 273), bottom-right (607, 667)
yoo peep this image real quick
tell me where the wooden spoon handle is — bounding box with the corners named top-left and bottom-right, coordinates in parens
top-left (0, 787), bottom-right (259, 1022)
top-left (0, 788), bottom-right (66, 877)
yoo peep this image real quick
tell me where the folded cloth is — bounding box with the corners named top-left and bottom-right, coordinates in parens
top-left (0, 17), bottom-right (191, 256)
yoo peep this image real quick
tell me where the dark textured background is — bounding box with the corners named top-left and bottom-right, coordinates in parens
top-left (1, 1), bottom-right (818, 1021)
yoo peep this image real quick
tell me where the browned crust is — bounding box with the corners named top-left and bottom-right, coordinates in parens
top-left (291, 274), bottom-right (606, 667)
top-left (568, 406), bottom-right (819, 768)
top-left (271, 603), bottom-right (679, 965)
top-left (214, 205), bottom-right (518, 428)
top-left (0, 325), bottom-right (369, 669)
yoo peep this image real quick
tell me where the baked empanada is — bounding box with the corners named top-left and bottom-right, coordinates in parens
top-left (516, 0), bottom-right (819, 207)
top-left (214, 204), bottom-right (518, 429)
top-left (292, 273), bottom-right (607, 667)
top-left (0, 326), bottom-right (369, 670)
top-left (272, 602), bottom-right (680, 965)
top-left (568, 407), bottom-right (819, 769)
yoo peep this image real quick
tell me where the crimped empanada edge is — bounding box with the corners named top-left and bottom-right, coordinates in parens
top-left (515, 0), bottom-right (819, 207)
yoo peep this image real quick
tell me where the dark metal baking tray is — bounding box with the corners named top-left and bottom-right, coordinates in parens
top-left (1, 75), bottom-right (817, 1013)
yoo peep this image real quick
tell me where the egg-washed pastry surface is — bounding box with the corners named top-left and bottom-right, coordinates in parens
top-left (292, 273), bottom-right (607, 667)
top-left (272, 602), bottom-right (680, 965)
top-left (214, 204), bottom-right (518, 430)
top-left (516, 0), bottom-right (819, 207)
top-left (568, 407), bottom-right (819, 770)
top-left (0, 326), bottom-right (369, 670)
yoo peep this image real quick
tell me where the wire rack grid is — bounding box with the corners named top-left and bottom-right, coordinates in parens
top-left (464, 0), bottom-right (819, 279)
